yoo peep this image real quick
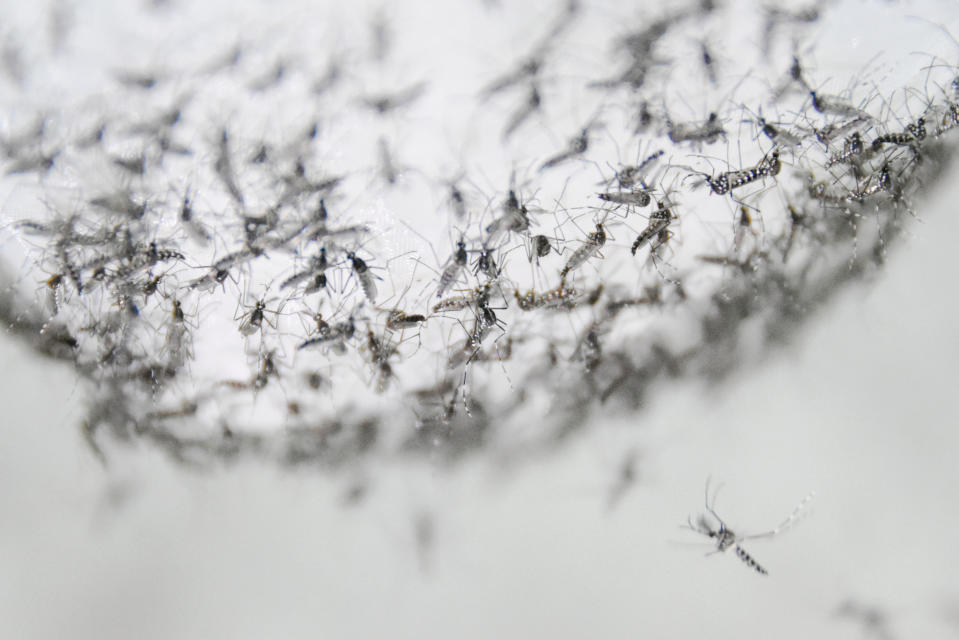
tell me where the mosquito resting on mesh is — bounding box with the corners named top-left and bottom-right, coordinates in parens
top-left (684, 480), bottom-right (815, 576)
top-left (236, 294), bottom-right (283, 337)
top-left (598, 186), bottom-right (652, 207)
top-left (513, 282), bottom-right (580, 311)
top-left (438, 236), bottom-right (468, 292)
top-left (687, 148), bottom-right (782, 196)
top-left (347, 250), bottom-right (382, 303)
top-left (560, 219), bottom-right (606, 280)
top-left (825, 131), bottom-right (865, 168)
top-left (630, 201), bottom-right (674, 256)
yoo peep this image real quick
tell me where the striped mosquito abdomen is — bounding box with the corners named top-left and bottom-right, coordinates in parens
top-left (734, 545), bottom-right (768, 575)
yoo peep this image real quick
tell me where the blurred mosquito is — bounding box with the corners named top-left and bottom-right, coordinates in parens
top-left (739, 104), bottom-right (802, 147)
top-left (667, 112), bottom-right (726, 145)
top-left (602, 149), bottom-right (664, 189)
top-left (179, 185), bottom-right (211, 244)
top-left (214, 128), bottom-right (244, 206)
top-left (503, 83), bottom-right (541, 139)
top-left (809, 90), bottom-right (871, 119)
top-left (539, 127), bottom-right (589, 171)
top-left (362, 81), bottom-right (427, 114)
top-left (485, 188), bottom-right (532, 242)
top-left (281, 247), bottom-right (329, 293)
top-left (684, 480), bottom-right (815, 576)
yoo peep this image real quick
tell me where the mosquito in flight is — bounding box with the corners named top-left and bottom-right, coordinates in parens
top-left (684, 480), bottom-right (815, 575)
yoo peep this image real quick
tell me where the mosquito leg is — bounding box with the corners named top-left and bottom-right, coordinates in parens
top-left (744, 491), bottom-right (816, 540)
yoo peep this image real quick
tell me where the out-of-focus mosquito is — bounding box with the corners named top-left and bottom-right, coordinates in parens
top-left (684, 480), bottom-right (815, 576)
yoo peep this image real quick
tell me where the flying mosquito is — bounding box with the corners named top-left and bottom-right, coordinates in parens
top-left (684, 480), bottom-right (815, 575)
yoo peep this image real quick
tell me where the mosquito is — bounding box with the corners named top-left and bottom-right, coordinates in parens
top-left (692, 149), bottom-right (782, 196)
top-left (179, 185), bottom-right (211, 244)
top-left (436, 239), bottom-right (467, 297)
top-left (631, 201), bottom-right (673, 256)
top-left (447, 293), bottom-right (507, 371)
top-left (281, 248), bottom-right (329, 290)
top-left (347, 250), bottom-right (380, 303)
top-left (666, 112), bottom-right (726, 145)
top-left (384, 309), bottom-right (426, 331)
top-left (870, 117), bottom-right (926, 151)
top-left (701, 41), bottom-right (717, 85)
top-left (191, 246), bottom-right (262, 291)
top-left (684, 480), bottom-right (815, 576)
top-left (89, 191), bottom-right (147, 219)
top-left (845, 162), bottom-right (892, 202)
top-left (364, 327), bottom-right (398, 391)
top-left (571, 321), bottom-right (604, 372)
top-left (432, 288), bottom-right (481, 315)
top-left (811, 114), bottom-right (870, 149)
top-left (236, 300), bottom-right (268, 336)
top-left (361, 81), bottom-right (427, 114)
top-left (809, 90), bottom-right (870, 119)
top-left (486, 189), bottom-right (531, 241)
top-left (513, 282), bottom-right (580, 311)
top-left (560, 221), bottom-right (606, 280)
top-left (607, 149), bottom-right (664, 189)
top-left (481, 52), bottom-right (542, 99)
top-left (635, 100), bottom-right (653, 132)
top-left (236, 293), bottom-right (283, 337)
top-left (472, 244), bottom-right (500, 280)
top-left (214, 128), bottom-right (244, 206)
top-left (825, 132), bottom-right (865, 167)
top-left (164, 299), bottom-right (194, 369)
top-left (739, 103), bottom-right (803, 148)
top-left (502, 82), bottom-right (541, 140)
top-left (539, 127), bottom-right (589, 171)
top-left (297, 313), bottom-right (355, 352)
top-left (530, 234), bottom-right (554, 261)
top-left (378, 137), bottom-right (398, 185)
top-left (598, 187), bottom-right (652, 207)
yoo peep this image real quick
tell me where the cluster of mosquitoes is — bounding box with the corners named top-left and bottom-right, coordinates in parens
top-left (1, 0), bottom-right (957, 525)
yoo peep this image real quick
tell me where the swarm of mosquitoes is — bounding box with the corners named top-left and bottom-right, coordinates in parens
top-left (0, 0), bottom-right (957, 508)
